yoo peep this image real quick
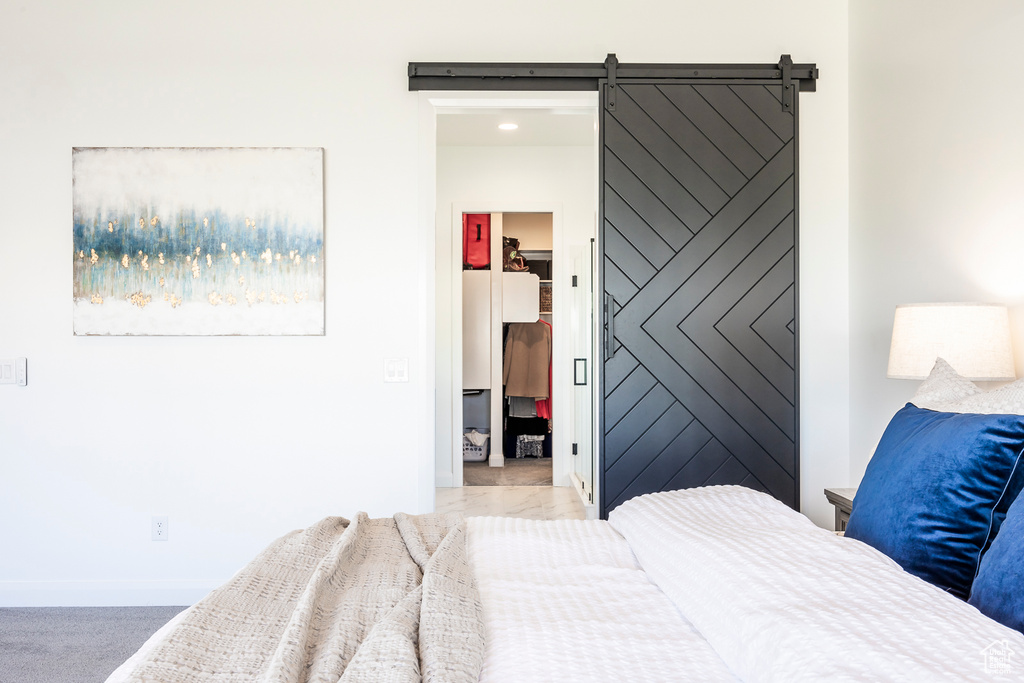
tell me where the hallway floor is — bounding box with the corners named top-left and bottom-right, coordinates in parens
top-left (435, 485), bottom-right (586, 520)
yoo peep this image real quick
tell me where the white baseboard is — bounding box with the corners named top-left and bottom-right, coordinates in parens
top-left (0, 580), bottom-right (214, 607)
top-left (569, 472), bottom-right (599, 520)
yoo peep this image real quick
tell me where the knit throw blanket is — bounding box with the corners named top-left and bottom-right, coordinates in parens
top-left (123, 513), bottom-right (484, 683)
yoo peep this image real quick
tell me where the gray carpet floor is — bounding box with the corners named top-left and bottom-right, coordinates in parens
top-left (464, 456), bottom-right (552, 486)
top-left (0, 606), bottom-right (186, 683)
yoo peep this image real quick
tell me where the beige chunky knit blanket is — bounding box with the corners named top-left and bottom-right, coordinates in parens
top-left (122, 513), bottom-right (484, 683)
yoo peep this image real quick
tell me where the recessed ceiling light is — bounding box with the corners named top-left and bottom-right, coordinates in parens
top-left (498, 123), bottom-right (519, 131)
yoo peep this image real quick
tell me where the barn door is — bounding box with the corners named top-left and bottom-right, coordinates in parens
top-left (600, 79), bottom-right (798, 517)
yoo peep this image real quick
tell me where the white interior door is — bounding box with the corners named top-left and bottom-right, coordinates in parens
top-left (570, 244), bottom-right (595, 504)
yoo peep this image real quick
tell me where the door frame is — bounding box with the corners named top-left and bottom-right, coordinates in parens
top-left (420, 91), bottom-right (599, 500)
top-left (449, 205), bottom-right (564, 487)
top-left (414, 57), bottom-right (816, 514)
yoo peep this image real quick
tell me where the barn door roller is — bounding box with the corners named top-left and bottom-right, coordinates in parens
top-left (779, 54), bottom-right (794, 112)
top-left (605, 54), bottom-right (618, 112)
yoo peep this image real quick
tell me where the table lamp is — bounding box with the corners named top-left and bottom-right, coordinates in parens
top-left (887, 303), bottom-right (1015, 381)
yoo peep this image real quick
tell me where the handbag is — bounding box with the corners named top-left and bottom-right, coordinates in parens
top-left (502, 236), bottom-right (529, 272)
top-left (463, 214), bottom-right (490, 269)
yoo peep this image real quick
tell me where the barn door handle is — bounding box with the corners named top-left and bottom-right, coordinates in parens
top-left (604, 294), bottom-right (616, 360)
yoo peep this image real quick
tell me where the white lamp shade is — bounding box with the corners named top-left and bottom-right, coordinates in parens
top-left (887, 303), bottom-right (1015, 381)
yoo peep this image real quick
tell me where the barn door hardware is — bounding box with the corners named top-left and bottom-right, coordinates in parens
top-left (409, 55), bottom-right (817, 93)
top-left (604, 294), bottom-right (616, 361)
top-left (605, 54), bottom-right (618, 112)
top-left (779, 54), bottom-right (794, 112)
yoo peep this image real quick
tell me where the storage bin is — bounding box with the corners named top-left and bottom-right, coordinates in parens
top-left (516, 434), bottom-right (545, 458)
top-left (463, 429), bottom-right (490, 462)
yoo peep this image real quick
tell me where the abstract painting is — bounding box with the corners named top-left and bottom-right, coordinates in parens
top-left (72, 147), bottom-right (324, 335)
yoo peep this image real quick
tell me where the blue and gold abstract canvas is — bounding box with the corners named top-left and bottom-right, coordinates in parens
top-left (72, 147), bottom-right (324, 335)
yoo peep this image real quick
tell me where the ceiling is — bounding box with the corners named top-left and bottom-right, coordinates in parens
top-left (437, 109), bottom-right (596, 147)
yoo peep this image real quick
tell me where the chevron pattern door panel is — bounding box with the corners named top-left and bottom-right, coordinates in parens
top-left (601, 81), bottom-right (798, 517)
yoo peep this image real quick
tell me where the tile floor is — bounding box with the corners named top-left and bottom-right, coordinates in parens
top-left (435, 486), bottom-right (587, 520)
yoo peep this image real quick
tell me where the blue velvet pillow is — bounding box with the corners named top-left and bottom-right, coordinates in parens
top-left (845, 404), bottom-right (1024, 599)
top-left (970, 492), bottom-right (1024, 632)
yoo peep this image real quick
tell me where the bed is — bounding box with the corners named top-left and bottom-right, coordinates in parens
top-left (109, 359), bottom-right (1024, 682)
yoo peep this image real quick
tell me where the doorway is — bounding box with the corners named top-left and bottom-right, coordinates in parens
top-left (426, 92), bottom-right (599, 517)
top-left (462, 212), bottom-right (555, 487)
top-left (416, 56), bottom-right (815, 519)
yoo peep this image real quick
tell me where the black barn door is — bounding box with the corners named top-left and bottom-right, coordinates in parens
top-left (601, 80), bottom-right (798, 517)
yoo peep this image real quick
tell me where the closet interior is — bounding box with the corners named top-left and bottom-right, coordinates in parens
top-left (462, 212), bottom-right (553, 485)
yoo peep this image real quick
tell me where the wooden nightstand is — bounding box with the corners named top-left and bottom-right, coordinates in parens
top-left (824, 487), bottom-right (857, 532)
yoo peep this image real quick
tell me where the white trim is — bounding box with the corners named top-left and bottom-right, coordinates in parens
top-left (421, 90), bottom-right (598, 503)
top-left (450, 205), bottom-right (568, 485)
top-left (426, 92), bottom-right (597, 112)
top-left (417, 92), bottom-right (439, 513)
top-left (570, 472), bottom-right (599, 520)
top-left (488, 212), bottom-right (504, 468)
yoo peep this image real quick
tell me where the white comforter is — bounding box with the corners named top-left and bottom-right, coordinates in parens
top-left (609, 486), bottom-right (1024, 682)
top-left (467, 516), bottom-right (737, 682)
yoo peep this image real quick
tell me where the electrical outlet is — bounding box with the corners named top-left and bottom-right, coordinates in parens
top-left (383, 358), bottom-right (409, 383)
top-left (152, 516), bottom-right (169, 541)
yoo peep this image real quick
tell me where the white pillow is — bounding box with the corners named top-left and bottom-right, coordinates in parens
top-left (909, 358), bottom-right (982, 411)
top-left (953, 379), bottom-right (1024, 414)
top-left (911, 357), bottom-right (1024, 414)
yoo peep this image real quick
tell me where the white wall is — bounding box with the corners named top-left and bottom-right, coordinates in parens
top-left (849, 1), bottom-right (1024, 480)
top-left (0, 0), bottom-right (849, 605)
top-left (502, 213), bottom-right (555, 251)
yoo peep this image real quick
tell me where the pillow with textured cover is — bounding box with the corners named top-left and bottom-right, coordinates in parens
top-left (952, 379), bottom-right (1024, 415)
top-left (910, 357), bottom-right (982, 411)
top-left (911, 357), bottom-right (1024, 414)
top-left (845, 404), bottom-right (1024, 598)
top-left (969, 492), bottom-right (1024, 632)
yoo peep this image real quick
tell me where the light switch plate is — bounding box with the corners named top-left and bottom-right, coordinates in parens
top-left (15, 357), bottom-right (26, 386)
top-left (384, 358), bottom-right (409, 383)
top-left (0, 359), bottom-right (15, 385)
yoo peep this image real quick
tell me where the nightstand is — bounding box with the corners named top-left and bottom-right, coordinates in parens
top-left (824, 487), bottom-right (857, 532)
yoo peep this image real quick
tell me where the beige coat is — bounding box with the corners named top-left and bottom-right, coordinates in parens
top-left (503, 322), bottom-right (551, 398)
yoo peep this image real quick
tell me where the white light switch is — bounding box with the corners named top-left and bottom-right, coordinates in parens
top-left (384, 358), bottom-right (409, 383)
top-left (2, 358), bottom-right (28, 386)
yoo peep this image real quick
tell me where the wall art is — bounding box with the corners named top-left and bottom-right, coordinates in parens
top-left (72, 147), bottom-right (324, 335)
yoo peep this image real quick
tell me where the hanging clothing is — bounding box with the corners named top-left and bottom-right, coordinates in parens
top-left (536, 320), bottom-right (553, 419)
top-left (508, 396), bottom-right (538, 418)
top-left (503, 322), bottom-right (551, 398)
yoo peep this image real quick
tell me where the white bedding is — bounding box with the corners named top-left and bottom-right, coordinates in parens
top-left (110, 487), bottom-right (1024, 682)
top-left (610, 486), bottom-right (1024, 682)
top-left (466, 516), bottom-right (737, 682)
